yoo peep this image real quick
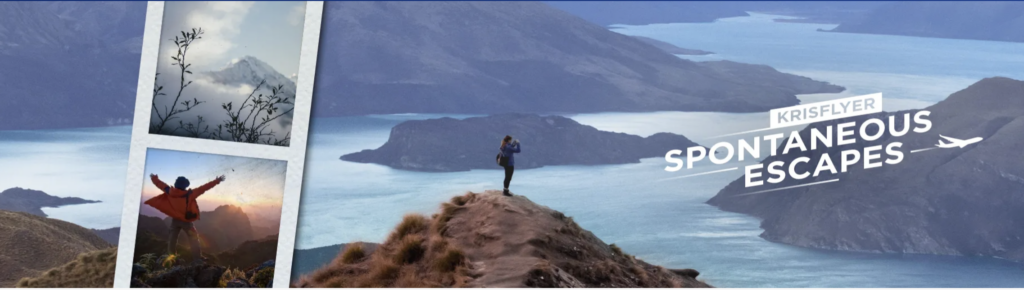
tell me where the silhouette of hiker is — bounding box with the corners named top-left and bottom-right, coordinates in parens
top-left (146, 174), bottom-right (225, 264)
top-left (499, 135), bottom-right (520, 196)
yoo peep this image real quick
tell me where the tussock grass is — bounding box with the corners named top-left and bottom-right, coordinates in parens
top-left (389, 214), bottom-right (428, 242)
top-left (251, 267), bottom-right (275, 288)
top-left (16, 247), bottom-right (117, 288)
top-left (393, 235), bottom-right (426, 264)
top-left (218, 267), bottom-right (246, 288)
top-left (433, 248), bottom-right (465, 272)
top-left (298, 194), bottom-right (477, 288)
top-left (337, 243), bottom-right (366, 264)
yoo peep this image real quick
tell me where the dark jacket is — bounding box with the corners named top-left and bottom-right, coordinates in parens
top-left (501, 143), bottom-right (521, 167)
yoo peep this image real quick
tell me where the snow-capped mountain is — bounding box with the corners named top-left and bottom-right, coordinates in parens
top-left (202, 56), bottom-right (296, 98)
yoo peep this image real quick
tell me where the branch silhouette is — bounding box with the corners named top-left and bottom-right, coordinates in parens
top-left (151, 27), bottom-right (294, 146)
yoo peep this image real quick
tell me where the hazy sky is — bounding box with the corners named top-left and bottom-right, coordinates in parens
top-left (141, 148), bottom-right (287, 226)
top-left (160, 1), bottom-right (306, 76)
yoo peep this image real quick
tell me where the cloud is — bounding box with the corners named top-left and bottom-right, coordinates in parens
top-left (287, 4), bottom-right (306, 27)
top-left (161, 1), bottom-right (255, 68)
top-left (149, 71), bottom-right (295, 143)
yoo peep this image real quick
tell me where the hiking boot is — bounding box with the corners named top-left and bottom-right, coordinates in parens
top-left (503, 189), bottom-right (512, 196)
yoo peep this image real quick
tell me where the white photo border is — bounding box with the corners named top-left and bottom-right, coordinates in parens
top-left (113, 2), bottom-right (323, 288)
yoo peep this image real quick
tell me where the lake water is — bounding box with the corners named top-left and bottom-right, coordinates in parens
top-left (294, 14), bottom-right (1024, 287)
top-left (0, 126), bottom-right (130, 229)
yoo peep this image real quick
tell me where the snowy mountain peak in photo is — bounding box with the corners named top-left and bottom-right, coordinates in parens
top-left (203, 55), bottom-right (296, 97)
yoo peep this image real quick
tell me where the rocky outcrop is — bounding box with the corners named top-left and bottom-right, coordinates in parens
top-left (132, 263), bottom-right (227, 288)
top-left (130, 254), bottom-right (276, 288)
top-left (342, 114), bottom-right (701, 172)
top-left (297, 191), bottom-right (708, 287)
top-left (709, 77), bottom-right (1024, 261)
top-left (0, 210), bottom-right (111, 287)
top-left (0, 187), bottom-right (99, 217)
top-left (312, 2), bottom-right (842, 117)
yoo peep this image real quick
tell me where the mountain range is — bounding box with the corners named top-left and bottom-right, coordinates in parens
top-left (545, 1), bottom-right (883, 26)
top-left (341, 113), bottom-right (701, 172)
top-left (0, 1), bottom-right (145, 130)
top-left (1, 1), bottom-right (848, 130)
top-left (311, 1), bottom-right (842, 117)
top-left (137, 204), bottom-right (259, 255)
top-left (709, 77), bottom-right (1024, 261)
top-left (829, 2), bottom-right (1024, 43)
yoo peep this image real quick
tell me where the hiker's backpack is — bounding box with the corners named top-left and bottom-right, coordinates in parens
top-left (164, 186), bottom-right (198, 220)
top-left (496, 151), bottom-right (509, 167)
top-left (183, 189), bottom-right (197, 220)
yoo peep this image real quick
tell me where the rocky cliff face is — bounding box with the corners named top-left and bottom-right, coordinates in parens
top-left (830, 2), bottom-right (1024, 43)
top-left (312, 1), bottom-right (842, 117)
top-left (297, 191), bottom-right (708, 287)
top-left (192, 205), bottom-right (256, 253)
top-left (341, 113), bottom-right (701, 172)
top-left (0, 187), bottom-right (98, 217)
top-left (709, 77), bottom-right (1024, 261)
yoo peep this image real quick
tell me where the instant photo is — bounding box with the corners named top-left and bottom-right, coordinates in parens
top-left (148, 1), bottom-right (307, 146)
top-left (131, 148), bottom-right (287, 288)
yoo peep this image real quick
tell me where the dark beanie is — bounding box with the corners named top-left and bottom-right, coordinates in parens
top-left (174, 176), bottom-right (190, 190)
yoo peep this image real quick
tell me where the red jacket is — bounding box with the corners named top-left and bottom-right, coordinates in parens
top-left (144, 176), bottom-right (221, 222)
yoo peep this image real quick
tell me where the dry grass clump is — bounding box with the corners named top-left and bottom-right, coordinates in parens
top-left (393, 235), bottom-right (426, 264)
top-left (389, 214), bottom-right (428, 242)
top-left (218, 267), bottom-right (246, 288)
top-left (251, 267), bottom-right (275, 288)
top-left (16, 247), bottom-right (117, 288)
top-left (433, 248), bottom-right (466, 272)
top-left (336, 243), bottom-right (366, 264)
top-left (297, 194), bottom-right (476, 288)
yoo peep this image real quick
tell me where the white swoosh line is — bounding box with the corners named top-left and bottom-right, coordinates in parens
top-left (658, 167), bottom-right (739, 182)
top-left (911, 146), bottom-right (938, 153)
top-left (733, 178), bottom-right (840, 197)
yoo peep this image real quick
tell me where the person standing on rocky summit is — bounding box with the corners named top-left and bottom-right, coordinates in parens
top-left (499, 135), bottom-right (521, 196)
top-left (145, 174), bottom-right (225, 264)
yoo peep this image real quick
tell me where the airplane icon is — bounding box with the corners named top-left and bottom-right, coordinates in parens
top-left (936, 135), bottom-right (983, 149)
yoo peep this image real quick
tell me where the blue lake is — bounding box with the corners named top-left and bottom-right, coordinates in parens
top-left (0, 126), bottom-right (130, 229)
